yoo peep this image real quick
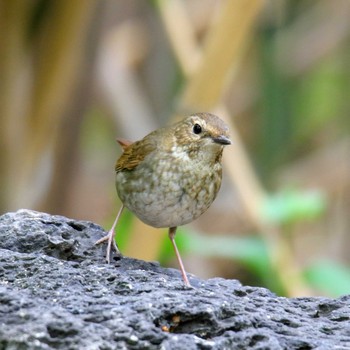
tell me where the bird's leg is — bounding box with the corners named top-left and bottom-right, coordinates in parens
top-left (168, 226), bottom-right (191, 287)
top-left (95, 205), bottom-right (124, 263)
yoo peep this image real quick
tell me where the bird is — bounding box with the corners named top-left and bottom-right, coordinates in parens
top-left (95, 112), bottom-right (231, 286)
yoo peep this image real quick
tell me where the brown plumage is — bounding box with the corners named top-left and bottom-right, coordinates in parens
top-left (95, 113), bottom-right (231, 286)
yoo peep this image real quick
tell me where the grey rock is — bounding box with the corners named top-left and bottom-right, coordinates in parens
top-left (0, 209), bottom-right (349, 350)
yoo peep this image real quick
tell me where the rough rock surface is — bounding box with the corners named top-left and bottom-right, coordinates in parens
top-left (0, 210), bottom-right (349, 350)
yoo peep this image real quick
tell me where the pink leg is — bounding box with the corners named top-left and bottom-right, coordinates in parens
top-left (168, 226), bottom-right (191, 287)
top-left (95, 205), bottom-right (124, 263)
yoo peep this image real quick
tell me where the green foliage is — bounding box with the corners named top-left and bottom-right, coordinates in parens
top-left (186, 232), bottom-right (270, 276)
top-left (293, 57), bottom-right (347, 142)
top-left (262, 189), bottom-right (326, 225)
top-left (256, 27), bottom-right (296, 180)
top-left (304, 260), bottom-right (350, 297)
top-left (157, 228), bottom-right (282, 293)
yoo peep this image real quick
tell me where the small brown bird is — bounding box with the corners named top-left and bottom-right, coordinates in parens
top-left (95, 113), bottom-right (231, 286)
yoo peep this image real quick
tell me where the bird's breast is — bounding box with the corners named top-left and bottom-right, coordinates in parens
top-left (115, 152), bottom-right (222, 228)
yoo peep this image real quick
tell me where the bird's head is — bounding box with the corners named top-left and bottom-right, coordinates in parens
top-left (173, 113), bottom-right (231, 163)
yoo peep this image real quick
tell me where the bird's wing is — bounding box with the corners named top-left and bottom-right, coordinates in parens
top-left (115, 137), bottom-right (158, 173)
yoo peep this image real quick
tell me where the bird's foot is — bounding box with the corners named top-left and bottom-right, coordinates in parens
top-left (95, 228), bottom-right (121, 263)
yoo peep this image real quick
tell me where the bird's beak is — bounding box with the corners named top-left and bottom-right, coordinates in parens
top-left (212, 135), bottom-right (231, 145)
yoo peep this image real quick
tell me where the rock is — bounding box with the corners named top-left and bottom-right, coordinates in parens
top-left (0, 209), bottom-right (349, 350)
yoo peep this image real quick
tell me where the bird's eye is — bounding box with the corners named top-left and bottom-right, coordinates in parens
top-left (193, 123), bottom-right (202, 134)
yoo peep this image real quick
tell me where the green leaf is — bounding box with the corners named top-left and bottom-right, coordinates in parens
top-left (262, 189), bottom-right (326, 225)
top-left (187, 233), bottom-right (270, 275)
top-left (304, 260), bottom-right (350, 297)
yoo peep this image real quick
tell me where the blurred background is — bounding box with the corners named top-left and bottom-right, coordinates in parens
top-left (1, 0), bottom-right (350, 297)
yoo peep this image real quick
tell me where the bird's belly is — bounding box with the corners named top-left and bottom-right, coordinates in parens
top-left (116, 165), bottom-right (221, 228)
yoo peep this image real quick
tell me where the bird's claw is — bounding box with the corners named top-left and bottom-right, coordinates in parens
top-left (95, 229), bottom-right (121, 263)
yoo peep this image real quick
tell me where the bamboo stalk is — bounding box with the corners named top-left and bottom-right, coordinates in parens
top-left (16, 0), bottom-right (98, 209)
top-left (0, 0), bottom-right (31, 212)
top-left (182, 0), bottom-right (263, 110)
